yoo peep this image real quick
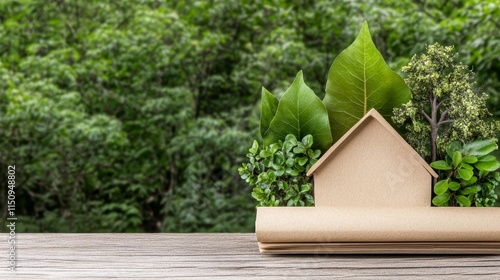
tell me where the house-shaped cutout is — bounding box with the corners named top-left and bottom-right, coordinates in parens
top-left (307, 108), bottom-right (438, 207)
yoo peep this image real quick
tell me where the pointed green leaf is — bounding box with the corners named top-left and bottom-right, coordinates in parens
top-left (260, 87), bottom-right (279, 137)
top-left (263, 71), bottom-right (332, 152)
top-left (323, 21), bottom-right (411, 141)
top-left (461, 139), bottom-right (498, 156)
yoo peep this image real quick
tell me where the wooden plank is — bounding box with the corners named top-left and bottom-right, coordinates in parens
top-left (1, 233), bottom-right (500, 279)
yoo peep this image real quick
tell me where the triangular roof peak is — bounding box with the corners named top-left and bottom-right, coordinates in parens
top-left (307, 108), bottom-right (438, 178)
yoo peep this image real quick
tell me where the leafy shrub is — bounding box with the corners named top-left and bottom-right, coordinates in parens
top-left (430, 139), bottom-right (500, 207)
top-left (239, 134), bottom-right (320, 207)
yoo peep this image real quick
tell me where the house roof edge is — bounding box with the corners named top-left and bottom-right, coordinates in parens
top-left (306, 108), bottom-right (438, 178)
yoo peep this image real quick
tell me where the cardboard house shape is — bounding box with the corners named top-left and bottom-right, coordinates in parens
top-left (306, 108), bottom-right (438, 207)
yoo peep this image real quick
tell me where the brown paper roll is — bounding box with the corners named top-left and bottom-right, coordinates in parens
top-left (256, 207), bottom-right (500, 243)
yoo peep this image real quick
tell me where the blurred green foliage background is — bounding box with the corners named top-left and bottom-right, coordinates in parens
top-left (0, 0), bottom-right (499, 233)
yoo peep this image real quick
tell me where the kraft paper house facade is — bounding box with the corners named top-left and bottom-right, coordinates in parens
top-left (255, 108), bottom-right (500, 254)
top-left (306, 108), bottom-right (438, 207)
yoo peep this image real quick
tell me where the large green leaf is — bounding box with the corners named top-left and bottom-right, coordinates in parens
top-left (260, 87), bottom-right (279, 137)
top-left (475, 160), bottom-right (500, 172)
top-left (323, 21), bottom-right (411, 142)
top-left (461, 139), bottom-right (498, 156)
top-left (263, 71), bottom-right (332, 153)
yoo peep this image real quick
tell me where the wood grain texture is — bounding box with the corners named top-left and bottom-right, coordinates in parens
top-left (1, 233), bottom-right (500, 279)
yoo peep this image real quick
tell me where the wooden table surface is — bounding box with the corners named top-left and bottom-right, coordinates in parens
top-left (2, 233), bottom-right (500, 279)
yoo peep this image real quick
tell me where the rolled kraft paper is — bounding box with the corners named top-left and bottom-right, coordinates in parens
top-left (255, 207), bottom-right (500, 243)
top-left (257, 242), bottom-right (500, 254)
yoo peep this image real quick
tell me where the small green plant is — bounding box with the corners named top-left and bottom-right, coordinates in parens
top-left (238, 134), bottom-right (320, 207)
top-left (430, 139), bottom-right (500, 207)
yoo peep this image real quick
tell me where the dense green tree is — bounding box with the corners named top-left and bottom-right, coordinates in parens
top-left (393, 44), bottom-right (499, 163)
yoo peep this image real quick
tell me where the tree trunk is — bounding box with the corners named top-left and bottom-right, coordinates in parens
top-left (430, 126), bottom-right (437, 163)
top-left (430, 125), bottom-right (438, 186)
top-left (427, 94), bottom-right (440, 186)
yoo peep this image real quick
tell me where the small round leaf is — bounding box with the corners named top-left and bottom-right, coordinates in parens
top-left (430, 160), bottom-right (452, 170)
top-left (432, 193), bottom-right (450, 206)
top-left (464, 176), bottom-right (477, 186)
top-left (448, 181), bottom-right (461, 191)
top-left (457, 168), bottom-right (473, 180)
top-left (456, 195), bottom-right (471, 207)
top-left (434, 179), bottom-right (449, 195)
top-left (462, 156), bottom-right (478, 164)
top-left (460, 186), bottom-right (479, 195)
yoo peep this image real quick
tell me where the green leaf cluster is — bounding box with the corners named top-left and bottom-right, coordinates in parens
top-left (430, 139), bottom-right (500, 207)
top-left (261, 21), bottom-right (412, 151)
top-left (239, 135), bottom-right (320, 207)
top-left (252, 21), bottom-right (411, 207)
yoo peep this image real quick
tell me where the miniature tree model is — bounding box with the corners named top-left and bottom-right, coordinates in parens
top-left (393, 43), bottom-right (500, 164)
